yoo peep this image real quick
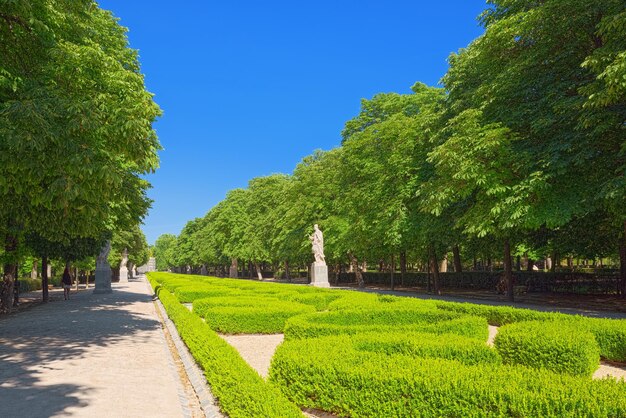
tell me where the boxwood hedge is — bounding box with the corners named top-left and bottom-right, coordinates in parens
top-left (148, 276), bottom-right (303, 417)
top-left (150, 272), bottom-right (626, 417)
top-left (270, 335), bottom-right (626, 417)
top-left (494, 321), bottom-right (600, 377)
top-left (284, 308), bottom-right (489, 341)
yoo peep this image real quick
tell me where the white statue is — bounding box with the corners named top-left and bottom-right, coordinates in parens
top-left (310, 224), bottom-right (325, 265)
top-left (96, 241), bottom-right (111, 268)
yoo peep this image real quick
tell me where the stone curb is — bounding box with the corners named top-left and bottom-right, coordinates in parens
top-left (151, 287), bottom-right (224, 418)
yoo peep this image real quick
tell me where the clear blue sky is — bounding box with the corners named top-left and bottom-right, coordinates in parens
top-left (97, 1), bottom-right (486, 244)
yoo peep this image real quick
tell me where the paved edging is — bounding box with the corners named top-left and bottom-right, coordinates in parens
top-left (153, 295), bottom-right (224, 418)
top-left (151, 298), bottom-right (196, 418)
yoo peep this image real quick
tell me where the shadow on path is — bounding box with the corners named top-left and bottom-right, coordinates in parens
top-left (0, 285), bottom-right (161, 418)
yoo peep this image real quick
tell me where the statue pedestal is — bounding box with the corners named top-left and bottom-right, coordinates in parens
top-left (310, 263), bottom-right (330, 288)
top-left (94, 265), bottom-right (112, 294)
top-left (119, 266), bottom-right (128, 283)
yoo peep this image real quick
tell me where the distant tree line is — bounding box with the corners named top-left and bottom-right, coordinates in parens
top-left (154, 0), bottom-right (625, 301)
top-left (0, 1), bottom-right (158, 310)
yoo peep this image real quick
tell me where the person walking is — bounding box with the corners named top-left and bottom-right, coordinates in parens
top-left (62, 266), bottom-right (72, 300)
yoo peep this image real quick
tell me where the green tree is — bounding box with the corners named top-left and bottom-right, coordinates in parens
top-left (153, 234), bottom-right (178, 271)
top-left (429, 0), bottom-right (625, 300)
top-left (0, 1), bottom-right (161, 310)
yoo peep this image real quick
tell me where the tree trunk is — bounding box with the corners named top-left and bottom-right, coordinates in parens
top-left (516, 255), bottom-right (521, 271)
top-left (400, 251), bottom-right (407, 286)
top-left (284, 260), bottom-right (291, 282)
top-left (619, 221), bottom-right (626, 299)
top-left (473, 256), bottom-right (477, 271)
top-left (348, 252), bottom-right (364, 288)
top-left (74, 266), bottom-right (79, 290)
top-left (439, 253), bottom-right (448, 273)
top-left (551, 251), bottom-right (557, 272)
top-left (390, 254), bottom-right (395, 291)
top-left (453, 245), bottom-right (462, 273)
top-left (1, 235), bottom-right (18, 312)
top-left (527, 258), bottom-right (534, 272)
top-left (487, 258), bottom-right (492, 272)
top-left (428, 245), bottom-right (441, 295)
top-left (504, 239), bottom-right (514, 302)
top-left (254, 262), bottom-right (263, 280)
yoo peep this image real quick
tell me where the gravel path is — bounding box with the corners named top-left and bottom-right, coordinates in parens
top-left (219, 334), bottom-right (284, 378)
top-left (0, 277), bottom-right (189, 418)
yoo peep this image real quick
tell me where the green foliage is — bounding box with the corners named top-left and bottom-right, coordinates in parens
top-left (199, 303), bottom-right (316, 334)
top-left (152, 234), bottom-right (178, 271)
top-left (561, 317), bottom-right (626, 363)
top-left (147, 275), bottom-right (303, 417)
top-left (152, 273), bottom-right (626, 416)
top-left (109, 225), bottom-right (150, 267)
top-left (350, 332), bottom-right (500, 366)
top-left (284, 309), bottom-right (488, 341)
top-left (494, 321), bottom-right (600, 377)
top-left (18, 277), bottom-right (42, 292)
top-left (270, 336), bottom-right (626, 417)
top-left (174, 285), bottom-right (240, 303)
top-left (433, 300), bottom-right (562, 326)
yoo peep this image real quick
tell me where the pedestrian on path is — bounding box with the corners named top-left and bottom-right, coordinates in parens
top-left (62, 266), bottom-right (72, 300)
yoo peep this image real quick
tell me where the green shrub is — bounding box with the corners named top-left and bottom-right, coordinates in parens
top-left (494, 321), bottom-right (600, 377)
top-left (284, 308), bottom-right (488, 341)
top-left (434, 301), bottom-right (564, 325)
top-left (175, 285), bottom-right (239, 303)
top-left (327, 291), bottom-right (380, 310)
top-left (148, 277), bottom-right (303, 417)
top-left (283, 293), bottom-right (342, 311)
top-left (18, 278), bottom-right (42, 292)
top-left (193, 296), bottom-right (283, 316)
top-left (270, 336), bottom-right (626, 417)
top-left (435, 300), bottom-right (626, 362)
top-left (559, 317), bottom-right (626, 363)
top-left (195, 297), bottom-right (316, 334)
top-left (351, 332), bottom-right (501, 366)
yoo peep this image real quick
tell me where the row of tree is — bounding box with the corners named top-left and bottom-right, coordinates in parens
top-left (154, 0), bottom-right (625, 301)
top-left (0, 1), bottom-right (159, 310)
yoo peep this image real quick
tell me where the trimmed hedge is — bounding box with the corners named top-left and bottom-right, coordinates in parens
top-left (175, 285), bottom-right (240, 303)
top-left (434, 300), bottom-right (626, 362)
top-left (284, 292), bottom-right (342, 311)
top-left (270, 336), bottom-right (626, 417)
top-left (351, 332), bottom-right (501, 366)
top-left (147, 275), bottom-right (303, 417)
top-left (433, 300), bottom-right (563, 326)
top-left (284, 308), bottom-right (488, 341)
top-left (561, 317), bottom-right (626, 363)
top-left (194, 296), bottom-right (316, 334)
top-left (494, 321), bottom-right (600, 377)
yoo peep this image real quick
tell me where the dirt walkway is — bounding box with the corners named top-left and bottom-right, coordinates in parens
top-left (0, 277), bottom-right (192, 418)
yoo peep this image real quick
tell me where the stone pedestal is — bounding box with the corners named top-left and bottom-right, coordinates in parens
top-left (94, 241), bottom-right (113, 294)
top-left (310, 262), bottom-right (330, 288)
top-left (94, 264), bottom-right (112, 294)
top-left (119, 249), bottom-right (128, 283)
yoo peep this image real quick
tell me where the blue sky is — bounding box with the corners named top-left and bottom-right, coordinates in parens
top-left (97, 1), bottom-right (486, 244)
